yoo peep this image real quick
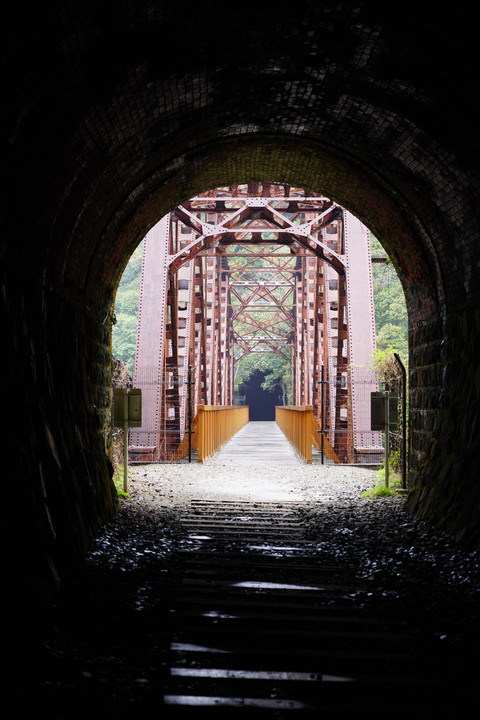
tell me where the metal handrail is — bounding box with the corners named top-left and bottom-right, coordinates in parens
top-left (197, 405), bottom-right (249, 462)
top-left (275, 405), bottom-right (314, 463)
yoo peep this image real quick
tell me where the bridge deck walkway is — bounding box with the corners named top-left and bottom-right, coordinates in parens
top-left (211, 421), bottom-right (302, 466)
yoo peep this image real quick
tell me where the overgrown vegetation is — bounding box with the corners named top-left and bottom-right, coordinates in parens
top-left (112, 241), bottom-right (144, 375)
top-left (112, 465), bottom-right (130, 498)
top-left (370, 238), bottom-right (408, 364)
top-left (361, 452), bottom-right (403, 498)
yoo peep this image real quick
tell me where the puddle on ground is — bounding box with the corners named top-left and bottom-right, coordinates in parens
top-left (170, 668), bottom-right (355, 682)
top-left (232, 580), bottom-right (324, 591)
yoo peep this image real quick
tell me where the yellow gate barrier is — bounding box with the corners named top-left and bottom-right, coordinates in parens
top-left (311, 414), bottom-right (339, 463)
top-left (197, 405), bottom-right (249, 462)
top-left (276, 405), bottom-right (314, 462)
top-left (172, 413), bottom-right (199, 461)
top-left (276, 406), bottom-right (339, 464)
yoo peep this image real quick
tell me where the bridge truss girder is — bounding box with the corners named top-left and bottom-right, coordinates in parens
top-left (131, 183), bottom-right (381, 463)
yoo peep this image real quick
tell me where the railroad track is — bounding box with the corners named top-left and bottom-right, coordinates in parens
top-left (161, 499), bottom-right (449, 717)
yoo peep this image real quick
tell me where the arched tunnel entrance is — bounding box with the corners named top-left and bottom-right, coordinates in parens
top-left (3, 2), bottom-right (480, 698)
top-left (113, 182), bottom-right (402, 468)
top-left (239, 370), bottom-right (279, 421)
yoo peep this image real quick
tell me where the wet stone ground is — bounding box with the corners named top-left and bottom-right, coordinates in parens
top-left (20, 461), bottom-right (480, 717)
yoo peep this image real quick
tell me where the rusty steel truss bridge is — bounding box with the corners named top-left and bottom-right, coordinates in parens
top-left (129, 183), bottom-right (382, 464)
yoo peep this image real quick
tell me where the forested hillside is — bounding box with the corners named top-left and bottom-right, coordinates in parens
top-left (112, 236), bottom-right (408, 387)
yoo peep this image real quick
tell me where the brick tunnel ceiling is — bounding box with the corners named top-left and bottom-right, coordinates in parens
top-left (3, 0), bottom-right (478, 321)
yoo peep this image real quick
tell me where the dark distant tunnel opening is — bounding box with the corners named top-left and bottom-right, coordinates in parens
top-left (239, 370), bottom-right (281, 421)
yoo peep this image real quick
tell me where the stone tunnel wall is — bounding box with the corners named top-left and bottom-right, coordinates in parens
top-left (407, 310), bottom-right (480, 543)
top-left (3, 267), bottom-right (116, 633)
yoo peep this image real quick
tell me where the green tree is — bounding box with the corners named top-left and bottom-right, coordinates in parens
top-left (112, 241), bottom-right (143, 374)
top-left (370, 238), bottom-right (408, 364)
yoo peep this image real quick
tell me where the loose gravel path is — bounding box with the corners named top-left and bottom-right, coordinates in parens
top-left (125, 454), bottom-right (378, 507)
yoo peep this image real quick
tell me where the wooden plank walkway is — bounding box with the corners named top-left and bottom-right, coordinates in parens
top-left (211, 421), bottom-right (302, 465)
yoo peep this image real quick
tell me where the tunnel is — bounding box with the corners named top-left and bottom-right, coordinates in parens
top-left (2, 1), bottom-right (480, 643)
top-left (239, 370), bottom-right (280, 422)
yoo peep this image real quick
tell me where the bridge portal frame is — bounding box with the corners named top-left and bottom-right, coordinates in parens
top-left (130, 183), bottom-right (381, 463)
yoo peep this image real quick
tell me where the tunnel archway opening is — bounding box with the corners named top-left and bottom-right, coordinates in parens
top-left (237, 368), bottom-right (283, 421)
top-left (98, 128), bottom-right (452, 545)
top-left (98, 127), bottom-right (443, 543)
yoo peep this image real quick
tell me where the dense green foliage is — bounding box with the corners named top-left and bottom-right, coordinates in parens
top-left (112, 242), bottom-right (143, 375)
top-left (112, 235), bottom-right (408, 388)
top-left (371, 239), bottom-right (408, 365)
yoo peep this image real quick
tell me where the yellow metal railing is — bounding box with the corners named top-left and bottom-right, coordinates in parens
top-left (276, 405), bottom-right (314, 462)
top-left (172, 413), bottom-right (199, 461)
top-left (197, 405), bottom-right (249, 462)
top-left (311, 414), bottom-right (339, 463)
top-left (276, 405), bottom-right (340, 464)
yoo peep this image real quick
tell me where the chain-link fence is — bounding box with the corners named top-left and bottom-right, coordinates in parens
top-left (313, 369), bottom-right (383, 466)
top-left (113, 357), bottom-right (407, 476)
top-left (117, 368), bottom-right (197, 464)
top-left (313, 357), bottom-right (407, 480)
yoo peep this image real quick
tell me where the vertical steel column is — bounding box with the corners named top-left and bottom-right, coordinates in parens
top-left (194, 255), bottom-right (208, 408)
top-left (131, 217), bottom-right (170, 461)
top-left (187, 364), bottom-right (193, 463)
top-left (343, 210), bottom-right (382, 463)
top-left (292, 258), bottom-right (301, 405)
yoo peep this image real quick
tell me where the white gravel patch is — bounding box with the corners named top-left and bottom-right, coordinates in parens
top-left (125, 458), bottom-right (381, 507)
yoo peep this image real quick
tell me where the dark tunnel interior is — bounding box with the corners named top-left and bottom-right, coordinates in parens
top-left (239, 371), bottom-right (281, 422)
